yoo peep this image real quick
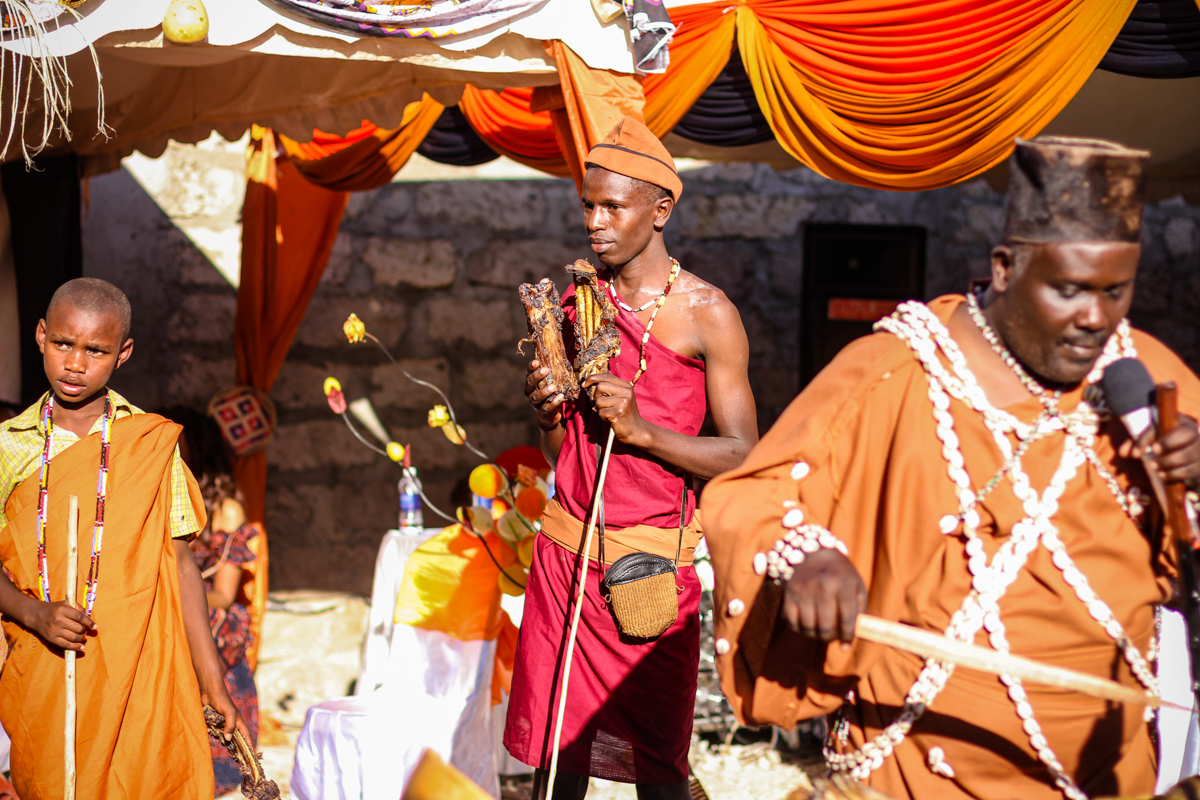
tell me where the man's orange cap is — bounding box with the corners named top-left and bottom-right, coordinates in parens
top-left (586, 117), bottom-right (682, 202)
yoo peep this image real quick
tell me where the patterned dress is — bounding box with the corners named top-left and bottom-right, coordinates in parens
top-left (192, 524), bottom-right (260, 797)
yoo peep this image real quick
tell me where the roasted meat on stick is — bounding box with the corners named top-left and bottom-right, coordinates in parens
top-left (204, 706), bottom-right (281, 799)
top-left (566, 259), bottom-right (621, 400)
top-left (519, 279), bottom-right (581, 402)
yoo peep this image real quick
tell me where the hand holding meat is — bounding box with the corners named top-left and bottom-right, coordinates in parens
top-left (519, 279), bottom-right (580, 403)
top-left (526, 360), bottom-right (565, 432)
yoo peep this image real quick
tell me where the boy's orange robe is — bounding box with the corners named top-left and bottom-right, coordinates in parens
top-left (703, 296), bottom-right (1200, 800)
top-left (0, 415), bottom-right (213, 800)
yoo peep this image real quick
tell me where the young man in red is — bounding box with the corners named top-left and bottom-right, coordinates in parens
top-left (506, 119), bottom-right (759, 800)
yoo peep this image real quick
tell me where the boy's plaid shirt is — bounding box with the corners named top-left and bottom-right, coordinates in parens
top-left (0, 389), bottom-right (200, 538)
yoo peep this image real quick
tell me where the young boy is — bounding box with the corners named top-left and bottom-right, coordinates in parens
top-left (0, 278), bottom-right (247, 799)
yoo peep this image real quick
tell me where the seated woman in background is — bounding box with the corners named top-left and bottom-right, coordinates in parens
top-left (161, 407), bottom-right (261, 798)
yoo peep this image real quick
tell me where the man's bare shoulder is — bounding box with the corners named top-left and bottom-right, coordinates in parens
top-left (673, 270), bottom-right (741, 325)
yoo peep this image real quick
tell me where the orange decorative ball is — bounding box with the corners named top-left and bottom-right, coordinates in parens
top-left (469, 464), bottom-right (506, 499)
top-left (515, 486), bottom-right (547, 520)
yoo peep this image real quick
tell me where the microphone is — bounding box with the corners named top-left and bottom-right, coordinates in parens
top-left (1099, 357), bottom-right (1157, 441)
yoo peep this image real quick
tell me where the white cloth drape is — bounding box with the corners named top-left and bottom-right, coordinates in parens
top-left (291, 632), bottom-right (500, 799)
top-left (357, 529), bottom-right (436, 697)
top-left (1157, 608), bottom-right (1200, 793)
top-left (291, 528), bottom-right (516, 799)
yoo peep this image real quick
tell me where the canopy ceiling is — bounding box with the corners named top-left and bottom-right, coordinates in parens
top-left (0, 0), bottom-right (634, 161)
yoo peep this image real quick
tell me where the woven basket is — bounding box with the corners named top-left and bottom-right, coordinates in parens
top-left (606, 571), bottom-right (679, 639)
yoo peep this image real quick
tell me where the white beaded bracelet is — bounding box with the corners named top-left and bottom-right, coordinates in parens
top-left (766, 512), bottom-right (850, 584)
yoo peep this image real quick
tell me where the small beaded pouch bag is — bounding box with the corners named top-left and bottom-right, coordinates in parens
top-left (597, 442), bottom-right (686, 639)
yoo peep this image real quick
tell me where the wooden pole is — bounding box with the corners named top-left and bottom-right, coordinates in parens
top-left (546, 427), bottom-right (616, 800)
top-left (854, 614), bottom-right (1182, 709)
top-left (64, 495), bottom-right (78, 800)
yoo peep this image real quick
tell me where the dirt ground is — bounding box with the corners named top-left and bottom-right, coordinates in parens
top-left (219, 736), bottom-right (816, 800)
top-left (217, 591), bottom-right (822, 800)
top-left (499, 741), bottom-right (816, 800)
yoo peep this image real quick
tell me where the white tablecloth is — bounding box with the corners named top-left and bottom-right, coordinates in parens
top-left (1158, 608), bottom-right (1200, 792)
top-left (292, 527), bottom-right (529, 800)
top-left (356, 529), bottom-right (438, 697)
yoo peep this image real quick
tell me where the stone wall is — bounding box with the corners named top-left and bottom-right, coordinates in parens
top-left (82, 152), bottom-right (1200, 594)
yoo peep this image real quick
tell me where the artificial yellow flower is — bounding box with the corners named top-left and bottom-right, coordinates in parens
top-left (427, 404), bottom-right (466, 444)
top-left (427, 405), bottom-right (451, 428)
top-left (344, 313), bottom-right (366, 344)
top-left (386, 442), bottom-right (406, 462)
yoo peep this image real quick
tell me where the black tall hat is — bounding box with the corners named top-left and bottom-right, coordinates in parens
top-left (1003, 136), bottom-right (1150, 244)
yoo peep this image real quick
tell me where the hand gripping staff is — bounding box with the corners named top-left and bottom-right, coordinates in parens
top-left (1157, 381), bottom-right (1200, 710)
top-left (1101, 359), bottom-right (1200, 712)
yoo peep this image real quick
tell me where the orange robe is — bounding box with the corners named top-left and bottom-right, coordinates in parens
top-left (0, 415), bottom-right (213, 800)
top-left (702, 296), bottom-right (1200, 800)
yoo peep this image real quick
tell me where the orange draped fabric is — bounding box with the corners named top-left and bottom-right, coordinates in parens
top-left (449, 2), bottom-right (1139, 190)
top-left (641, 5), bottom-right (738, 137)
top-left (280, 95), bottom-right (446, 192)
top-left (458, 42), bottom-right (647, 188)
top-left (235, 127), bottom-right (348, 526)
top-left (458, 86), bottom-right (572, 177)
top-left (655, 0), bottom-right (1136, 189)
top-left (273, 44), bottom-right (644, 193)
top-left (543, 40), bottom-right (647, 191)
top-left (267, 4), bottom-right (1138, 192)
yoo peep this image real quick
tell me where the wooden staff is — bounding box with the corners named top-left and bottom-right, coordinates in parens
top-left (546, 427), bottom-right (616, 800)
top-left (64, 495), bottom-right (78, 800)
top-left (855, 614), bottom-right (1185, 710)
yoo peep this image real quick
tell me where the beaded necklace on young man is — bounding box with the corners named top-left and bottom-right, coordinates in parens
top-left (606, 257), bottom-right (681, 386)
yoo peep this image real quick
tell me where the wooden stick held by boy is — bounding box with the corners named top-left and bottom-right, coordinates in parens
top-left (64, 495), bottom-right (77, 800)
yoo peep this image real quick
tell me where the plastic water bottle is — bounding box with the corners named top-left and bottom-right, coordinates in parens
top-left (398, 469), bottom-right (424, 535)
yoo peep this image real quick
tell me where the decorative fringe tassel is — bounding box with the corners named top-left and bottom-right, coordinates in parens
top-left (0, 0), bottom-right (108, 166)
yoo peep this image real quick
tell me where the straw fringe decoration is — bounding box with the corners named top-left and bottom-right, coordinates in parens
top-left (0, 1), bottom-right (108, 165)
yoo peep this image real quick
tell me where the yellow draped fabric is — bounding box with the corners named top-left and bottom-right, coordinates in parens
top-left (394, 525), bottom-right (517, 642)
top-left (656, 0), bottom-right (1137, 190)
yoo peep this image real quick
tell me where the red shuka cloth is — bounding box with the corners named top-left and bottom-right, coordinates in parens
top-left (505, 534), bottom-right (701, 783)
top-left (554, 284), bottom-right (707, 529)
top-left (505, 283), bottom-right (708, 784)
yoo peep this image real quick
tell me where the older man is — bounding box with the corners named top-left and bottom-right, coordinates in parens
top-left (703, 136), bottom-right (1200, 800)
top-left (506, 118), bottom-right (758, 800)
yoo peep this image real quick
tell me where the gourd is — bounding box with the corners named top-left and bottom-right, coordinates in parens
top-left (163, 0), bottom-right (209, 45)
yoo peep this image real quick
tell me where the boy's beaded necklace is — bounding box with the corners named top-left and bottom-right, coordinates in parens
top-left (608, 258), bottom-right (681, 386)
top-left (36, 393), bottom-right (112, 616)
